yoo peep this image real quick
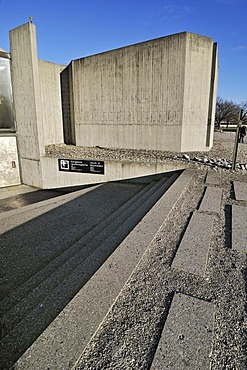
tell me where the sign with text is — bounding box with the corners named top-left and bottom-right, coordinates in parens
top-left (58, 159), bottom-right (104, 175)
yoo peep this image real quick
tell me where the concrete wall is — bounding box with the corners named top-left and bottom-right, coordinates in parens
top-left (64, 32), bottom-right (217, 153)
top-left (181, 34), bottom-right (218, 151)
top-left (40, 156), bottom-right (186, 189)
top-left (39, 60), bottom-right (65, 149)
top-left (206, 42), bottom-right (218, 148)
top-left (9, 23), bottom-right (217, 189)
top-left (0, 135), bottom-right (20, 187)
top-left (60, 62), bottom-right (75, 144)
top-left (10, 22), bottom-right (65, 187)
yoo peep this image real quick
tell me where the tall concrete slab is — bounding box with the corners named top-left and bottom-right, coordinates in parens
top-left (181, 34), bottom-right (217, 151)
top-left (10, 23), bottom-right (66, 187)
top-left (39, 60), bottom-right (65, 147)
top-left (10, 22), bottom-right (42, 160)
top-left (10, 22), bottom-right (43, 187)
top-left (62, 32), bottom-right (216, 153)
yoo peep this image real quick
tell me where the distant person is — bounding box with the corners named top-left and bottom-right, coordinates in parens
top-left (239, 125), bottom-right (246, 143)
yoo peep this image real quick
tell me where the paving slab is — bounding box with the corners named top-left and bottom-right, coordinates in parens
top-left (199, 186), bottom-right (222, 214)
top-left (205, 171), bottom-right (221, 186)
top-left (151, 292), bottom-right (215, 369)
top-left (172, 211), bottom-right (214, 276)
top-left (233, 181), bottom-right (247, 201)
top-left (232, 205), bottom-right (247, 253)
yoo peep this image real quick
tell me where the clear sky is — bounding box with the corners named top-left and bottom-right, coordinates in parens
top-left (0, 0), bottom-right (246, 103)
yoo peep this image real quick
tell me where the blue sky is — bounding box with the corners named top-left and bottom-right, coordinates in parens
top-left (0, 0), bottom-right (246, 103)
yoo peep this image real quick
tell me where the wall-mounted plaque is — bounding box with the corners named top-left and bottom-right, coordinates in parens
top-left (58, 159), bottom-right (104, 175)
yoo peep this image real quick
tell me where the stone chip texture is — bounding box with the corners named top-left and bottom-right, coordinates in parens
top-left (151, 293), bottom-right (215, 369)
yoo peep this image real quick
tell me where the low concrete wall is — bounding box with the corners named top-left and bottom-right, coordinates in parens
top-left (40, 156), bottom-right (186, 189)
top-left (0, 136), bottom-right (20, 187)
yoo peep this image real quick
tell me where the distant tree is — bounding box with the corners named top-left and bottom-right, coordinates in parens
top-left (215, 97), bottom-right (239, 129)
top-left (240, 100), bottom-right (247, 124)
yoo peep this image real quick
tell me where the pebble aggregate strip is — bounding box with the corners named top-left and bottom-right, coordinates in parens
top-left (74, 170), bottom-right (247, 370)
top-left (45, 133), bottom-right (247, 172)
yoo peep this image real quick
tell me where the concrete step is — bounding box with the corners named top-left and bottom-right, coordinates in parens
top-left (0, 183), bottom-right (101, 223)
top-left (0, 172), bottom-right (184, 370)
top-left (1, 180), bottom-right (152, 314)
top-left (1, 182), bottom-right (145, 297)
top-left (1, 176), bottom-right (169, 333)
top-left (0, 187), bottom-right (76, 213)
top-left (10, 169), bottom-right (194, 370)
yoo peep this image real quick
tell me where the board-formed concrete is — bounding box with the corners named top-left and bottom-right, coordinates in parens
top-left (63, 32), bottom-right (217, 153)
top-left (151, 293), bottom-right (215, 369)
top-left (232, 205), bottom-right (247, 253)
top-left (172, 211), bottom-right (215, 276)
top-left (199, 186), bottom-right (222, 214)
top-left (233, 181), bottom-right (247, 201)
top-left (8, 22), bottom-right (217, 189)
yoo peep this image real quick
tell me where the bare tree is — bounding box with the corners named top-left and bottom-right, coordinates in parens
top-left (240, 100), bottom-right (247, 124)
top-left (215, 97), bottom-right (239, 129)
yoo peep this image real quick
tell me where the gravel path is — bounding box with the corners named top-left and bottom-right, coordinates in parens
top-left (46, 131), bottom-right (247, 168)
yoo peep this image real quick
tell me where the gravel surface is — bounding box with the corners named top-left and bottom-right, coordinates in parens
top-left (45, 131), bottom-right (247, 169)
top-left (69, 132), bottom-right (247, 370)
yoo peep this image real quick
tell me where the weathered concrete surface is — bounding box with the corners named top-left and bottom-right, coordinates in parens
top-left (40, 156), bottom-right (186, 189)
top-left (205, 170), bottom-right (221, 186)
top-left (10, 22), bottom-right (65, 188)
top-left (151, 293), bottom-right (215, 369)
top-left (64, 32), bottom-right (217, 152)
top-left (0, 136), bottom-right (20, 187)
top-left (199, 186), bottom-right (222, 214)
top-left (233, 181), bottom-right (247, 201)
top-left (172, 211), bottom-right (215, 276)
top-left (232, 205), bottom-right (247, 252)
